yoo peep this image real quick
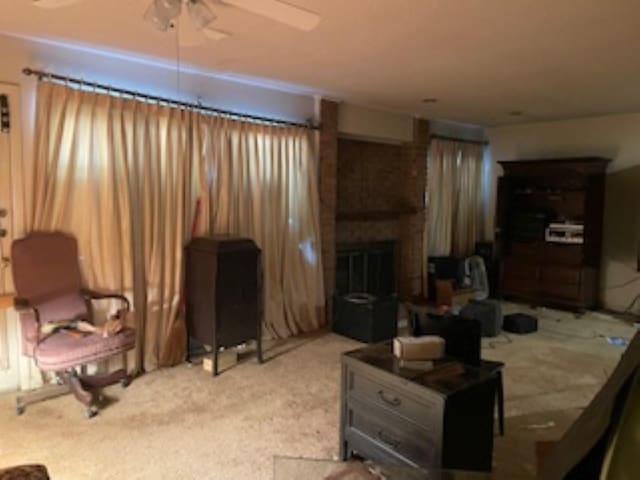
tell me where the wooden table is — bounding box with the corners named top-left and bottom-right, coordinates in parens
top-left (0, 293), bottom-right (14, 310)
top-left (340, 343), bottom-right (497, 472)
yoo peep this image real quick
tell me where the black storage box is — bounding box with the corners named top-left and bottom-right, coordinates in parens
top-left (414, 314), bottom-right (482, 366)
top-left (503, 313), bottom-right (538, 334)
top-left (460, 299), bottom-right (503, 337)
top-left (332, 293), bottom-right (398, 343)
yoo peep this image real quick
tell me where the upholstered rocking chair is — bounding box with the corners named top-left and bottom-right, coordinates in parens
top-left (11, 231), bottom-right (136, 418)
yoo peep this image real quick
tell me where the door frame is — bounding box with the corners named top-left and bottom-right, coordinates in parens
top-left (0, 81), bottom-right (40, 393)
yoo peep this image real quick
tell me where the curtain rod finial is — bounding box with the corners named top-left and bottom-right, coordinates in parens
top-left (22, 68), bottom-right (33, 76)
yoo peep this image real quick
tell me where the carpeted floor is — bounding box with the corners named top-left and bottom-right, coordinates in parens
top-left (0, 303), bottom-right (636, 479)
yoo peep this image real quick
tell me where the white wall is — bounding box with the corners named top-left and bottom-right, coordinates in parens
top-left (487, 113), bottom-right (640, 312)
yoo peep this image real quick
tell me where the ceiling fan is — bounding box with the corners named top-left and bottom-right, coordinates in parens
top-left (32, 0), bottom-right (321, 46)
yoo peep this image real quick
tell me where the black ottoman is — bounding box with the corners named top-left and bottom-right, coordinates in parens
top-left (332, 293), bottom-right (398, 343)
top-left (460, 299), bottom-right (503, 337)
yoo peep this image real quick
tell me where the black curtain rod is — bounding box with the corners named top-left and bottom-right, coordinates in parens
top-left (23, 67), bottom-right (320, 130)
top-left (430, 133), bottom-right (489, 146)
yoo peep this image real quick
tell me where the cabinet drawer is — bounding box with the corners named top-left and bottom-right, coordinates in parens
top-left (543, 243), bottom-right (583, 266)
top-left (509, 242), bottom-right (543, 260)
top-left (345, 428), bottom-right (418, 469)
top-left (541, 282), bottom-right (582, 302)
top-left (540, 266), bottom-right (581, 285)
top-left (346, 398), bottom-right (440, 468)
top-left (502, 258), bottom-right (538, 281)
top-left (346, 368), bottom-right (443, 429)
top-left (501, 259), bottom-right (538, 297)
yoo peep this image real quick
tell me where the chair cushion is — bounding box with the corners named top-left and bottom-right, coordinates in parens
top-left (35, 292), bottom-right (88, 325)
top-left (34, 327), bottom-right (136, 371)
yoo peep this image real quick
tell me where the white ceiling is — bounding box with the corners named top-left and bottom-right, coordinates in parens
top-left (1, 0), bottom-right (639, 126)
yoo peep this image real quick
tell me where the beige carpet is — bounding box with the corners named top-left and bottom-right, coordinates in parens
top-left (0, 304), bottom-right (636, 479)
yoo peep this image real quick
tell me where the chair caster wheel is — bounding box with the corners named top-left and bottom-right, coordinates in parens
top-left (16, 404), bottom-right (25, 416)
top-left (121, 377), bottom-right (131, 388)
top-left (85, 407), bottom-right (98, 419)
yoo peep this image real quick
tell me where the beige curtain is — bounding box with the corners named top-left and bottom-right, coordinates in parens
top-left (452, 142), bottom-right (485, 256)
top-left (192, 117), bottom-right (325, 338)
top-left (426, 138), bottom-right (485, 257)
top-left (31, 82), bottom-right (189, 370)
top-left (30, 82), bottom-right (325, 371)
top-left (426, 138), bottom-right (458, 256)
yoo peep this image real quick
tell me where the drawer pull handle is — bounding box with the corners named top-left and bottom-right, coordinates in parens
top-left (377, 429), bottom-right (401, 449)
top-left (377, 390), bottom-right (401, 407)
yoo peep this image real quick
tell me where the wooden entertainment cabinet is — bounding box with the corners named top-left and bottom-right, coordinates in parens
top-left (496, 158), bottom-right (610, 310)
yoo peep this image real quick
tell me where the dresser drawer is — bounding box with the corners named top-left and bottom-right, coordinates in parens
top-left (541, 282), bottom-right (582, 302)
top-left (346, 368), bottom-right (444, 429)
top-left (543, 243), bottom-right (583, 266)
top-left (346, 397), bottom-right (440, 468)
top-left (345, 428), bottom-right (417, 469)
top-left (540, 265), bottom-right (581, 285)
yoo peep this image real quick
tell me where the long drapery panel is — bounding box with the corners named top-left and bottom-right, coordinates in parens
top-left (31, 82), bottom-right (189, 370)
top-left (192, 117), bottom-right (325, 338)
top-left (452, 142), bottom-right (485, 256)
top-left (29, 82), bottom-right (325, 370)
top-left (426, 139), bottom-right (458, 257)
top-left (426, 138), bottom-right (485, 258)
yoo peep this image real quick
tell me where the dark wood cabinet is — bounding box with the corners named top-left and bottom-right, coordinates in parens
top-left (496, 158), bottom-right (610, 310)
top-left (340, 344), bottom-right (496, 472)
top-left (185, 236), bottom-right (263, 375)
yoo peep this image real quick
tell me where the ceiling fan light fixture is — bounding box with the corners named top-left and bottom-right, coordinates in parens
top-left (144, 0), bottom-right (182, 31)
top-left (187, 0), bottom-right (217, 30)
top-left (156, 0), bottom-right (182, 19)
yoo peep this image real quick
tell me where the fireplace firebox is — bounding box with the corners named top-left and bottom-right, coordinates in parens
top-left (335, 241), bottom-right (395, 297)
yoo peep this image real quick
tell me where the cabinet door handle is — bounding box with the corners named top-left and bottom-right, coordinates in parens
top-left (377, 390), bottom-right (401, 407)
top-left (377, 429), bottom-right (401, 449)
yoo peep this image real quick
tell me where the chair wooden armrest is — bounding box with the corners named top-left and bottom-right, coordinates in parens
top-left (14, 296), bottom-right (34, 311)
top-left (0, 293), bottom-right (14, 310)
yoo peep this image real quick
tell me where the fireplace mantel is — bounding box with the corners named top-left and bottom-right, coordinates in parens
top-left (336, 208), bottom-right (423, 222)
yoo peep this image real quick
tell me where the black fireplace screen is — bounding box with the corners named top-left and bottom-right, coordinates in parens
top-left (335, 242), bottom-right (395, 297)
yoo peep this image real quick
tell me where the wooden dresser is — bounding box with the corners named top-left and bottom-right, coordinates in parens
top-left (340, 344), bottom-right (496, 472)
top-left (496, 158), bottom-right (610, 310)
top-left (184, 236), bottom-right (263, 375)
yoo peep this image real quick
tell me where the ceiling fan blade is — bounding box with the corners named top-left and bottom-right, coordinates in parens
top-left (31, 0), bottom-right (82, 8)
top-left (187, 0), bottom-right (217, 30)
top-left (221, 0), bottom-right (320, 31)
top-left (203, 28), bottom-right (231, 41)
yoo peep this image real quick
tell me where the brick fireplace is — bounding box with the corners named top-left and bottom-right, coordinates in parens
top-left (335, 133), bottom-right (427, 299)
top-left (318, 101), bottom-right (429, 319)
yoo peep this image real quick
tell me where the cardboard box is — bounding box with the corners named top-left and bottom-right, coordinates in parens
top-left (203, 349), bottom-right (238, 373)
top-left (393, 335), bottom-right (446, 360)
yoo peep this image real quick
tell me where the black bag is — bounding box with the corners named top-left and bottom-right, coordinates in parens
top-left (503, 313), bottom-right (538, 334)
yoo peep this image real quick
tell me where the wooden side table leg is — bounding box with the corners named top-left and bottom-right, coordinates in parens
top-left (212, 350), bottom-right (219, 377)
top-left (257, 337), bottom-right (263, 364)
top-left (497, 370), bottom-right (505, 436)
